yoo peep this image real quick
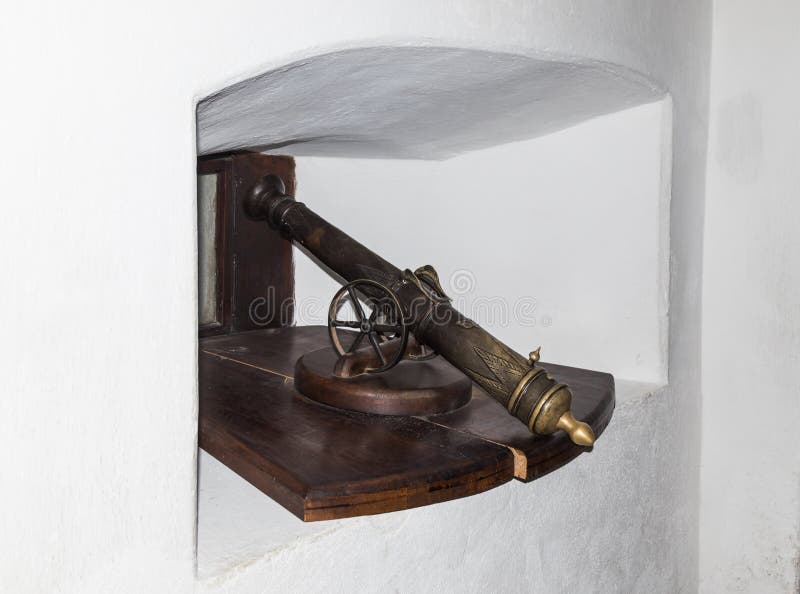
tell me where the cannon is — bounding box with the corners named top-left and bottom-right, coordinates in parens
top-left (244, 175), bottom-right (595, 447)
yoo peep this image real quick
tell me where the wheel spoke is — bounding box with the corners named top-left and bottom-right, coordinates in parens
top-left (347, 331), bottom-right (367, 353)
top-left (332, 319), bottom-right (360, 329)
top-left (368, 332), bottom-right (386, 365)
top-left (347, 286), bottom-right (366, 321)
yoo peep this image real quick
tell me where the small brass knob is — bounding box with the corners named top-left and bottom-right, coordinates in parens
top-left (556, 411), bottom-right (596, 447)
top-left (528, 347), bottom-right (541, 364)
top-left (528, 382), bottom-right (596, 447)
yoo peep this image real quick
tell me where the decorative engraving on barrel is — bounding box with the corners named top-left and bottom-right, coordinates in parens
top-left (464, 344), bottom-right (528, 401)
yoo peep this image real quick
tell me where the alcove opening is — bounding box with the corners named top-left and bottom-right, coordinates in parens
top-left (193, 45), bottom-right (670, 580)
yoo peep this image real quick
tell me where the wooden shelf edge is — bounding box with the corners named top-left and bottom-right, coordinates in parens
top-left (301, 460), bottom-right (513, 521)
top-left (199, 326), bottom-right (615, 521)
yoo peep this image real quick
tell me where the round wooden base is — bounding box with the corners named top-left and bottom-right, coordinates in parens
top-left (294, 347), bottom-right (472, 416)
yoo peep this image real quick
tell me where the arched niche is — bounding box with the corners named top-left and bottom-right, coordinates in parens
top-left (197, 45), bottom-right (663, 159)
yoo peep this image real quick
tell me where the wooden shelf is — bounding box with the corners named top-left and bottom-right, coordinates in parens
top-left (199, 326), bottom-right (614, 521)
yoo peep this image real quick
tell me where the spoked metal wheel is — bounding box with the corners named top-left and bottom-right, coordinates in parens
top-left (328, 279), bottom-right (408, 373)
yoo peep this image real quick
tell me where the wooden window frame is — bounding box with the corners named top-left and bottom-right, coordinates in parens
top-left (197, 152), bottom-right (295, 338)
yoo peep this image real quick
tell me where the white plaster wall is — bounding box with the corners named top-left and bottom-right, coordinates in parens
top-left (0, 2), bottom-right (710, 593)
top-left (292, 100), bottom-right (671, 384)
top-left (700, 2), bottom-right (800, 591)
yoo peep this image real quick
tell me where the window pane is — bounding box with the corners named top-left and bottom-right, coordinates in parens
top-left (198, 173), bottom-right (219, 326)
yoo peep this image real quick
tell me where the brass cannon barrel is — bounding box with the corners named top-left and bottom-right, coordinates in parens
top-left (245, 175), bottom-right (595, 446)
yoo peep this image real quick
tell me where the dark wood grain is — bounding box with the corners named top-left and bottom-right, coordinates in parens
top-left (294, 347), bottom-right (472, 416)
top-left (425, 363), bottom-right (615, 482)
top-left (199, 326), bottom-right (615, 520)
top-left (201, 326), bottom-right (328, 378)
top-left (200, 333), bottom-right (514, 521)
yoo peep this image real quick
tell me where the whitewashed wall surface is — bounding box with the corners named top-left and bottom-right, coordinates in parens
top-left (700, 1), bottom-right (800, 593)
top-left (11, 0), bottom-right (799, 593)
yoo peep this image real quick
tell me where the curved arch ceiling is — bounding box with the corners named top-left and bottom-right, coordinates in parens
top-left (197, 46), bottom-right (663, 159)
